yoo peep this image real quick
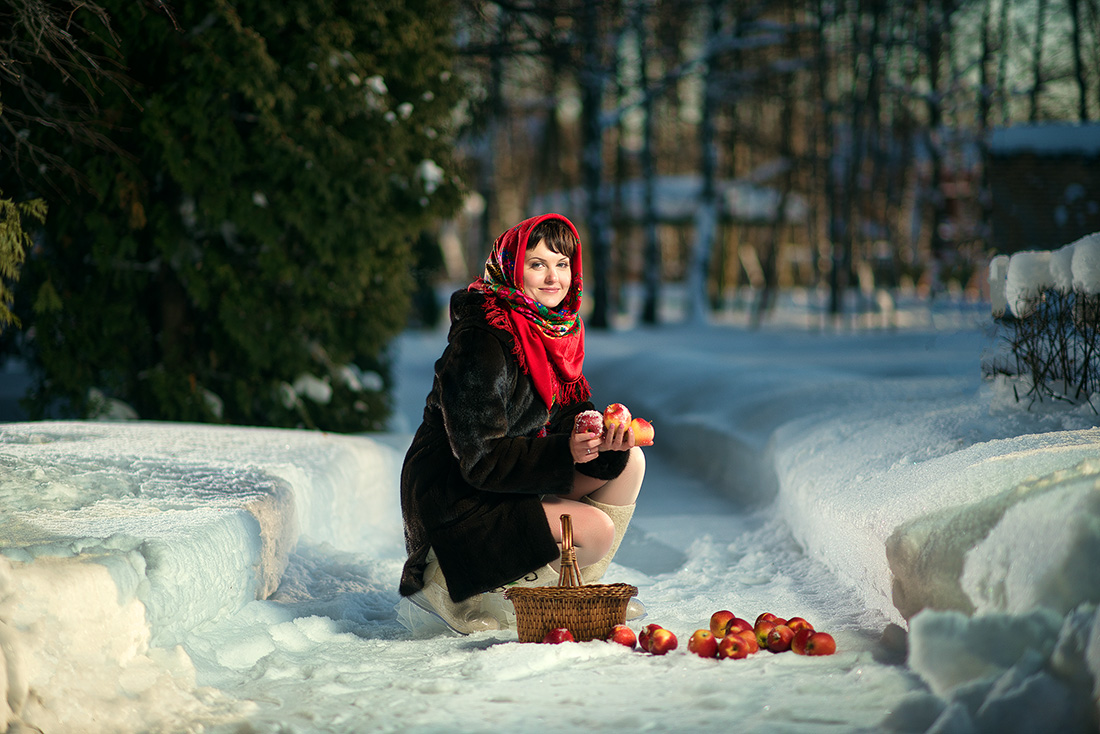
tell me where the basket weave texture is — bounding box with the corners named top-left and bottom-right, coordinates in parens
top-left (505, 514), bottom-right (638, 643)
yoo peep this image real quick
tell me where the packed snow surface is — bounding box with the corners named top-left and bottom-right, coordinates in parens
top-left (3, 299), bottom-right (1100, 733)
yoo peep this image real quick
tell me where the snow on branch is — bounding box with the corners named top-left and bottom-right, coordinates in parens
top-left (984, 232), bottom-right (1100, 409)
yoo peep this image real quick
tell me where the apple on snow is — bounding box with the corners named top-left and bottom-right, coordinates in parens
top-left (542, 628), bottom-right (575, 644)
top-left (606, 624), bottom-right (636, 649)
top-left (688, 629), bottom-right (719, 658)
top-left (647, 628), bottom-right (678, 655)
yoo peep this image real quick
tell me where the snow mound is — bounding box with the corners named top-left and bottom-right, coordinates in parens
top-left (0, 422), bottom-right (403, 733)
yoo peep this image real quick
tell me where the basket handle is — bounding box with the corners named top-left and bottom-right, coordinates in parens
top-left (558, 514), bottom-right (584, 587)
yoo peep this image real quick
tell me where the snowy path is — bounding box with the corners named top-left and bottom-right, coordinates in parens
top-left (182, 432), bottom-right (919, 734)
top-left (171, 328), bottom-right (920, 734)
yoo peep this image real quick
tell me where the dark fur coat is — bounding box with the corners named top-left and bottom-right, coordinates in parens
top-left (398, 288), bottom-right (629, 602)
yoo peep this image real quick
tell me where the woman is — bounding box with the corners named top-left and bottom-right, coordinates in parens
top-left (398, 213), bottom-right (646, 634)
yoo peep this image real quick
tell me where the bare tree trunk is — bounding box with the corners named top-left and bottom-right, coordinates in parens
top-left (579, 1), bottom-right (613, 328)
top-left (924, 0), bottom-right (952, 295)
top-left (687, 0), bottom-right (722, 323)
top-left (638, 1), bottom-right (662, 325)
top-left (752, 3), bottom-right (797, 327)
top-left (477, 12), bottom-right (508, 270)
top-left (1029, 0), bottom-right (1049, 122)
top-left (816, 0), bottom-right (847, 321)
top-left (977, 0), bottom-right (996, 249)
top-left (997, 0), bottom-right (1012, 125)
top-left (1068, 0), bottom-right (1090, 121)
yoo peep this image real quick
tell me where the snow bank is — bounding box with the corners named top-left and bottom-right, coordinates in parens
top-left (0, 422), bottom-right (403, 733)
top-left (585, 325), bottom-right (1100, 732)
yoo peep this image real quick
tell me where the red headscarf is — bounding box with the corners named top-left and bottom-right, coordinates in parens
top-left (468, 213), bottom-right (590, 411)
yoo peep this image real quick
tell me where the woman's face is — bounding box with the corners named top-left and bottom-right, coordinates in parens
top-left (522, 238), bottom-right (572, 309)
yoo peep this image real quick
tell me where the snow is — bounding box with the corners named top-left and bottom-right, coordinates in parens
top-left (990, 123), bottom-right (1100, 157)
top-left (3, 295), bottom-right (1100, 733)
top-left (988, 230), bottom-right (1100, 308)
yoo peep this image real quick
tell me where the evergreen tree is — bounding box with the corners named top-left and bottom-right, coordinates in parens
top-left (0, 191), bottom-right (46, 332)
top-left (0, 0), bottom-right (462, 431)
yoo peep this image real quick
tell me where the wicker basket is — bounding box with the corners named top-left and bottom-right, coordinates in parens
top-left (505, 514), bottom-right (638, 642)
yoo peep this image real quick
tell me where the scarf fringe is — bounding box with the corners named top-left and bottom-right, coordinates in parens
top-left (558, 375), bottom-right (591, 406)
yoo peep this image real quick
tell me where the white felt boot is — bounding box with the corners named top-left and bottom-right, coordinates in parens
top-left (408, 551), bottom-right (502, 635)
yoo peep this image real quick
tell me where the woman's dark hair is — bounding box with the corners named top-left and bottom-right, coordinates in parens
top-left (528, 218), bottom-right (578, 259)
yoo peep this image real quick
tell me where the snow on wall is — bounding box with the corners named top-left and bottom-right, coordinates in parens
top-left (0, 422), bottom-right (403, 733)
top-left (990, 123), bottom-right (1100, 157)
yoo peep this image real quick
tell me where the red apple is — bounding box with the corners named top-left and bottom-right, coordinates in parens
top-left (736, 629), bottom-right (760, 654)
top-left (755, 612), bottom-right (779, 626)
top-left (717, 633), bottom-right (753, 660)
top-left (766, 624), bottom-right (795, 653)
top-left (688, 629), bottom-right (719, 658)
top-left (603, 403), bottom-right (632, 432)
top-left (791, 628), bottom-right (813, 655)
top-left (728, 618), bottom-right (753, 636)
top-left (542, 628), bottom-right (575, 644)
top-left (630, 417), bottom-right (655, 447)
top-left (754, 619), bottom-right (776, 648)
top-left (606, 624), bottom-right (636, 649)
top-left (805, 632), bottom-right (837, 656)
top-left (573, 410), bottom-right (606, 439)
top-left (786, 616), bottom-right (814, 633)
top-left (710, 610), bottom-right (736, 638)
top-left (638, 623), bottom-right (663, 653)
top-left (648, 628), bottom-right (678, 655)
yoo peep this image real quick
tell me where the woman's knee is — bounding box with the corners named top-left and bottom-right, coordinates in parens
top-left (542, 499), bottom-right (614, 565)
top-left (574, 506), bottom-right (614, 565)
top-left (626, 446), bottom-right (646, 481)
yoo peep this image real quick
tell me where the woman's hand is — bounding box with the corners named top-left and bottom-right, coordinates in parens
top-left (570, 430), bottom-right (603, 463)
top-left (572, 421), bottom-right (635, 463)
top-left (600, 420), bottom-right (636, 453)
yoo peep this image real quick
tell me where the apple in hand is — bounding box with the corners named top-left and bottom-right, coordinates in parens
top-left (688, 629), bottom-right (719, 658)
top-left (805, 631), bottom-right (837, 656)
top-left (630, 417), bottom-right (655, 447)
top-left (638, 623), bottom-right (663, 653)
top-left (648, 628), bottom-right (678, 655)
top-left (710, 610), bottom-right (736, 638)
top-left (606, 624), bottom-right (636, 648)
top-left (542, 628), bottom-right (575, 644)
top-left (603, 403), bottom-right (632, 432)
top-left (574, 410), bottom-right (606, 439)
top-left (766, 624), bottom-right (795, 653)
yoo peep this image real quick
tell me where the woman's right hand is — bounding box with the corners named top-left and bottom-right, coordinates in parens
top-left (570, 430), bottom-right (603, 463)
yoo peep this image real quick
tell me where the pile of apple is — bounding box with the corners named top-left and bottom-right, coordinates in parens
top-left (541, 623), bottom-right (678, 654)
top-left (687, 610), bottom-right (837, 659)
top-left (574, 403), bottom-right (654, 447)
top-left (541, 613), bottom-right (834, 659)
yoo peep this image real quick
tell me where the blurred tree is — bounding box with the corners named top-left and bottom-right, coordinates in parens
top-left (0, 0), bottom-right (463, 431)
top-left (0, 192), bottom-right (47, 332)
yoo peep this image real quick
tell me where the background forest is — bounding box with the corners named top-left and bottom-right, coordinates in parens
top-left (1, 0), bottom-right (1098, 431)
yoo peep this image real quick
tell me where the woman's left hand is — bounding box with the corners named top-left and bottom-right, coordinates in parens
top-left (599, 420), bottom-right (636, 453)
